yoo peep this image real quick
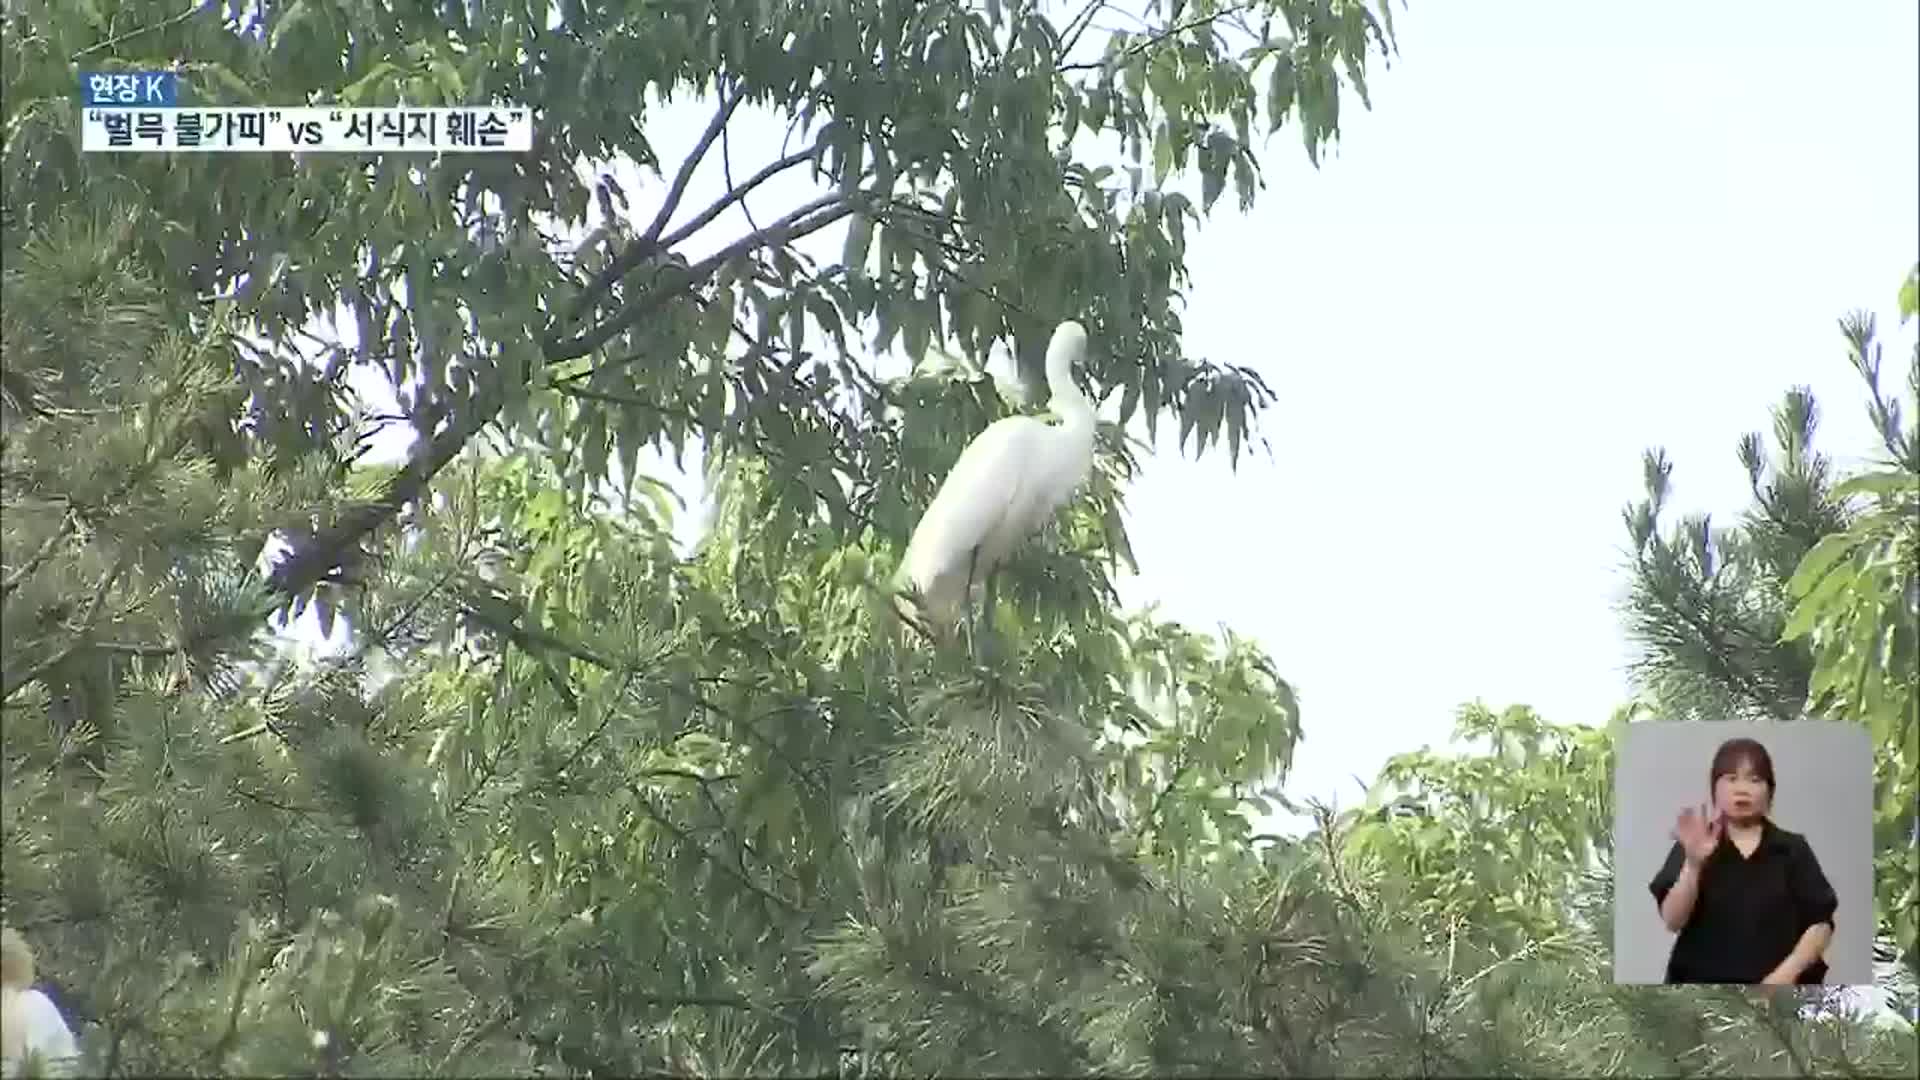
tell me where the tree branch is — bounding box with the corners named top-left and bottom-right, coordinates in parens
top-left (449, 714), bottom-right (518, 818)
top-left (232, 784), bottom-right (322, 816)
top-left (561, 89), bottom-right (745, 328)
top-left (261, 174), bottom-right (862, 623)
top-left (364, 564), bottom-right (462, 653)
top-left (645, 88), bottom-right (746, 248)
top-left (263, 404), bottom-right (476, 599)
top-left (1060, 0), bottom-right (1111, 61)
top-left (685, 680), bottom-right (830, 797)
top-left (0, 511), bottom-right (76, 601)
top-left (93, 641), bottom-right (180, 658)
top-left (548, 296), bottom-right (782, 389)
top-left (660, 144), bottom-right (817, 252)
top-left (513, 668), bottom-right (643, 800)
top-left (719, 103), bottom-right (772, 240)
top-left (1057, 2), bottom-right (1256, 73)
top-left (0, 553), bottom-right (133, 700)
top-left (71, 4), bottom-right (203, 60)
top-left (3, 324), bottom-right (223, 610)
top-left (1635, 550), bottom-right (1799, 722)
top-left (628, 783), bottom-right (799, 914)
top-left (548, 192), bottom-right (863, 365)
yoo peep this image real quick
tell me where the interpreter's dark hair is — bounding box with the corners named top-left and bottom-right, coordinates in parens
top-left (1708, 737), bottom-right (1775, 797)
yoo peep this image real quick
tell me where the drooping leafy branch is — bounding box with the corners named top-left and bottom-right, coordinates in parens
top-left (4, 0), bottom-right (1401, 646)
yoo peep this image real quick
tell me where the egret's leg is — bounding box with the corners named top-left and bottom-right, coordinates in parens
top-left (981, 569), bottom-right (1000, 662)
top-left (963, 546), bottom-right (982, 660)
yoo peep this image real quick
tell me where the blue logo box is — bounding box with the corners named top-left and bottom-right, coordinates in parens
top-left (80, 71), bottom-right (179, 108)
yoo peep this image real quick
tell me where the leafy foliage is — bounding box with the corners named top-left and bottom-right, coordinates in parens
top-left (5, 3), bottom-right (1917, 1077)
top-left (1620, 268), bottom-right (1920, 994)
top-left (1348, 703), bottom-right (1617, 953)
top-left (1339, 703), bottom-right (1917, 1077)
top-left (5, 0), bottom-right (1395, 624)
top-left (4, 1), bottom-right (1407, 1074)
top-left (1777, 272), bottom-right (1920, 988)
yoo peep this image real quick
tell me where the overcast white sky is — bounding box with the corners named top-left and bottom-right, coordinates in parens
top-left (1113, 0), bottom-right (1920, 820)
top-left (326, 1), bottom-right (1918, 828)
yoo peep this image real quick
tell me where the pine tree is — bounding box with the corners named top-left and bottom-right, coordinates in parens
top-left (0, 218), bottom-right (1401, 1072)
top-left (1338, 702), bottom-right (1916, 1076)
top-left (7, 1), bottom-right (1409, 1070)
top-left (1619, 274), bottom-right (1920, 1007)
top-left (2, 206), bottom-right (507, 1074)
top-left (10, 2), bottom-right (1911, 1076)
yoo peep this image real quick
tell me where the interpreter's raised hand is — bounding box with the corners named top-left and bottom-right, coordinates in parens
top-left (1673, 803), bottom-right (1721, 863)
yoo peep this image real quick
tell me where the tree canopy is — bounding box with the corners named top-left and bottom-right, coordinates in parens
top-left (2, 1), bottom-right (1916, 1076)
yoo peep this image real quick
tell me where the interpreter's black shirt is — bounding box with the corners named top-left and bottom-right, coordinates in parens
top-left (1649, 818), bottom-right (1837, 984)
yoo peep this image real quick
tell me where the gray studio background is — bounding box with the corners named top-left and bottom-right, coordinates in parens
top-left (1612, 720), bottom-right (1874, 985)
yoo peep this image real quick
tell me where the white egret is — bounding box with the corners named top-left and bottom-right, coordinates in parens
top-left (894, 320), bottom-right (1096, 650)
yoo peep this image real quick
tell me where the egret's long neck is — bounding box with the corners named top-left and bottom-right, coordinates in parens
top-left (1045, 353), bottom-right (1094, 433)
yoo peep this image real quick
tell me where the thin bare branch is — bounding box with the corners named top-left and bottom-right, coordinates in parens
top-left (0, 510), bottom-right (76, 600)
top-left (679, 142), bottom-right (818, 251)
top-left (71, 4), bottom-right (203, 60)
top-left (0, 553), bottom-right (133, 700)
top-left (1060, 0), bottom-right (1111, 60)
top-left (628, 784), bottom-right (799, 914)
top-left (560, 90), bottom-right (747, 327)
top-left (93, 641), bottom-right (179, 658)
top-left (549, 192), bottom-right (863, 365)
top-left (1057, 1), bottom-right (1257, 73)
top-left (644, 89), bottom-right (747, 247)
top-left (262, 187), bottom-right (865, 619)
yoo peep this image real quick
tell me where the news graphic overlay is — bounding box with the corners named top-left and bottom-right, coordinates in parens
top-left (1611, 720), bottom-right (1875, 986)
top-left (81, 70), bottom-right (531, 153)
top-left (81, 69), bottom-right (178, 108)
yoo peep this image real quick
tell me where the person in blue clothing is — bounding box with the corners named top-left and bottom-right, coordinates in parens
top-left (1648, 737), bottom-right (1838, 985)
top-left (1, 926), bottom-right (79, 1077)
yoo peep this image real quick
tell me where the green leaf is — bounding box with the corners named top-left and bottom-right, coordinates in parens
top-left (1200, 144), bottom-right (1225, 211)
top-left (1119, 379), bottom-right (1141, 426)
top-left (426, 53), bottom-right (467, 102)
top-left (1784, 533), bottom-right (1862, 601)
top-left (267, 0), bottom-right (313, 54)
top-left (902, 299), bottom-right (930, 363)
top-left (807, 294), bottom-right (845, 350)
top-left (1177, 387), bottom-right (1201, 453)
top-left (341, 62), bottom-right (401, 107)
top-left (1833, 469), bottom-right (1920, 501)
top-left (702, 286), bottom-right (735, 353)
top-left (193, 63), bottom-right (262, 106)
top-left (1266, 52), bottom-right (1296, 133)
top-left (1232, 154), bottom-right (1257, 211)
top-left (1782, 558), bottom-right (1858, 640)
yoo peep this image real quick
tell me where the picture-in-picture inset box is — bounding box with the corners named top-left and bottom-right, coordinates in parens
top-left (1612, 720), bottom-right (1874, 986)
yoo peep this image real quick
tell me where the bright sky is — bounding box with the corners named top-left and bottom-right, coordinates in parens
top-left (321, 1), bottom-right (1918, 830)
top-left (1115, 0), bottom-right (1920, 823)
top-left (1173, 8), bottom-right (1913, 1015)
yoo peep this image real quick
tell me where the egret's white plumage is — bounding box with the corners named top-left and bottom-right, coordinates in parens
top-left (895, 320), bottom-right (1097, 634)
